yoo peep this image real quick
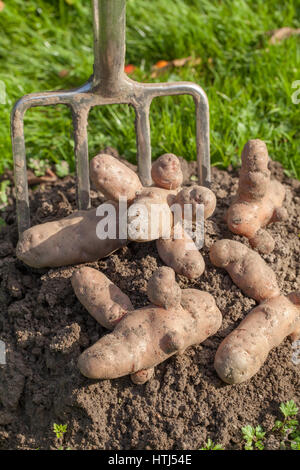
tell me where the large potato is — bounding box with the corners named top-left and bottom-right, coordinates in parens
top-left (209, 239), bottom-right (280, 302)
top-left (78, 290), bottom-right (222, 379)
top-left (16, 206), bottom-right (126, 268)
top-left (214, 293), bottom-right (300, 384)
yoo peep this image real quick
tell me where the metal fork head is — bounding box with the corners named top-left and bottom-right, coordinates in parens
top-left (11, 0), bottom-right (210, 235)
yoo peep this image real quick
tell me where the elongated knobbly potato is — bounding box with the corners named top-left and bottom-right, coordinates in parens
top-left (214, 293), bottom-right (300, 384)
top-left (78, 291), bottom-right (222, 380)
top-left (226, 139), bottom-right (287, 254)
top-left (16, 206), bottom-right (126, 269)
top-left (209, 239), bottom-right (280, 302)
top-left (72, 267), bottom-right (133, 329)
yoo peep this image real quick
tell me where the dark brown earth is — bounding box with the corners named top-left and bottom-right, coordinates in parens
top-left (0, 150), bottom-right (299, 450)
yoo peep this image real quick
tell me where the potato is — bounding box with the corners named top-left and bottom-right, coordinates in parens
top-left (156, 230), bottom-right (205, 279)
top-left (209, 239), bottom-right (280, 302)
top-left (214, 293), bottom-right (300, 384)
top-left (151, 153), bottom-right (183, 189)
top-left (72, 267), bottom-right (133, 329)
top-left (130, 368), bottom-right (154, 385)
top-left (127, 187), bottom-right (177, 242)
top-left (226, 140), bottom-right (287, 254)
top-left (174, 185), bottom-right (216, 220)
top-left (16, 206), bottom-right (126, 269)
top-left (90, 153), bottom-right (143, 203)
top-left (147, 266), bottom-right (181, 309)
top-left (78, 290), bottom-right (222, 379)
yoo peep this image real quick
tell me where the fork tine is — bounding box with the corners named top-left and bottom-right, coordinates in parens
top-left (72, 106), bottom-right (91, 210)
top-left (141, 81), bottom-right (210, 186)
top-left (134, 102), bottom-right (153, 187)
top-left (11, 105), bottom-right (29, 235)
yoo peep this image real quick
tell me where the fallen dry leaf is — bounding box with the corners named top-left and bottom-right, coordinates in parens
top-left (172, 57), bottom-right (192, 67)
top-left (27, 168), bottom-right (57, 186)
top-left (151, 56), bottom-right (202, 78)
top-left (268, 27), bottom-right (300, 45)
top-left (124, 64), bottom-right (136, 74)
top-left (155, 60), bottom-right (170, 69)
top-left (58, 69), bottom-right (70, 78)
top-left (0, 2), bottom-right (5, 12)
top-left (151, 60), bottom-right (172, 78)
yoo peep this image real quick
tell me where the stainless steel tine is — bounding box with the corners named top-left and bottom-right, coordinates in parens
top-left (72, 105), bottom-right (91, 210)
top-left (140, 81), bottom-right (210, 187)
top-left (134, 102), bottom-right (152, 187)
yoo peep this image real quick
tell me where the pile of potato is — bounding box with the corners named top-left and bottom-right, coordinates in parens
top-left (16, 140), bottom-right (300, 384)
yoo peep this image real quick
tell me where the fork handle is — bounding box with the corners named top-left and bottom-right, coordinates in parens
top-left (92, 0), bottom-right (126, 93)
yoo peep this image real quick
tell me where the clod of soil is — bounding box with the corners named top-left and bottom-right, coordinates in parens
top-left (0, 153), bottom-right (299, 450)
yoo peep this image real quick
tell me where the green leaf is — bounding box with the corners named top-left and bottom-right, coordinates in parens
top-left (200, 439), bottom-right (224, 450)
top-left (280, 400), bottom-right (298, 418)
top-left (55, 160), bottom-right (69, 178)
top-left (0, 180), bottom-right (10, 205)
top-left (242, 425), bottom-right (255, 441)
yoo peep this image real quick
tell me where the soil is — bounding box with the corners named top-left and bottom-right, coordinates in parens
top-left (0, 149), bottom-right (299, 450)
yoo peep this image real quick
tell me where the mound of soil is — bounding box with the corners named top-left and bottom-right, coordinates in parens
top-left (0, 152), bottom-right (299, 450)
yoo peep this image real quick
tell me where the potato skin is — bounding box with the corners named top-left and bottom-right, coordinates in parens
top-left (226, 140), bottom-right (286, 253)
top-left (127, 187), bottom-right (177, 242)
top-left (151, 153), bottom-right (183, 190)
top-left (175, 185), bottom-right (216, 220)
top-left (147, 266), bottom-right (181, 309)
top-left (90, 153), bottom-right (143, 203)
top-left (16, 207), bottom-right (126, 269)
top-left (78, 291), bottom-right (222, 379)
top-left (214, 294), bottom-right (300, 384)
top-left (131, 368), bottom-right (154, 385)
top-left (72, 267), bottom-right (133, 329)
top-left (156, 231), bottom-right (205, 279)
top-left (209, 239), bottom-right (280, 302)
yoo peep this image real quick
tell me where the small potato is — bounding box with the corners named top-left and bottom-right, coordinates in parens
top-left (151, 153), bottom-right (183, 190)
top-left (214, 293), bottom-right (300, 384)
top-left (90, 153), bottom-right (143, 203)
top-left (156, 230), bottom-right (205, 279)
top-left (131, 367), bottom-right (154, 385)
top-left (175, 185), bottom-right (216, 220)
top-left (209, 239), bottom-right (280, 302)
top-left (16, 206), bottom-right (126, 269)
top-left (72, 267), bottom-right (133, 329)
top-left (147, 266), bottom-right (181, 309)
top-left (127, 187), bottom-right (177, 242)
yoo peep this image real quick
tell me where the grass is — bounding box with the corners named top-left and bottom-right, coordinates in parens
top-left (0, 0), bottom-right (299, 177)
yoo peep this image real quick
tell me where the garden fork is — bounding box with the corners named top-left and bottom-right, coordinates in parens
top-left (11, 0), bottom-right (210, 235)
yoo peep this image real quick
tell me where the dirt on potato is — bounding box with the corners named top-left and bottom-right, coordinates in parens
top-left (0, 150), bottom-right (299, 450)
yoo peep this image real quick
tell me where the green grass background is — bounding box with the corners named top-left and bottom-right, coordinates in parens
top-left (0, 0), bottom-right (299, 177)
